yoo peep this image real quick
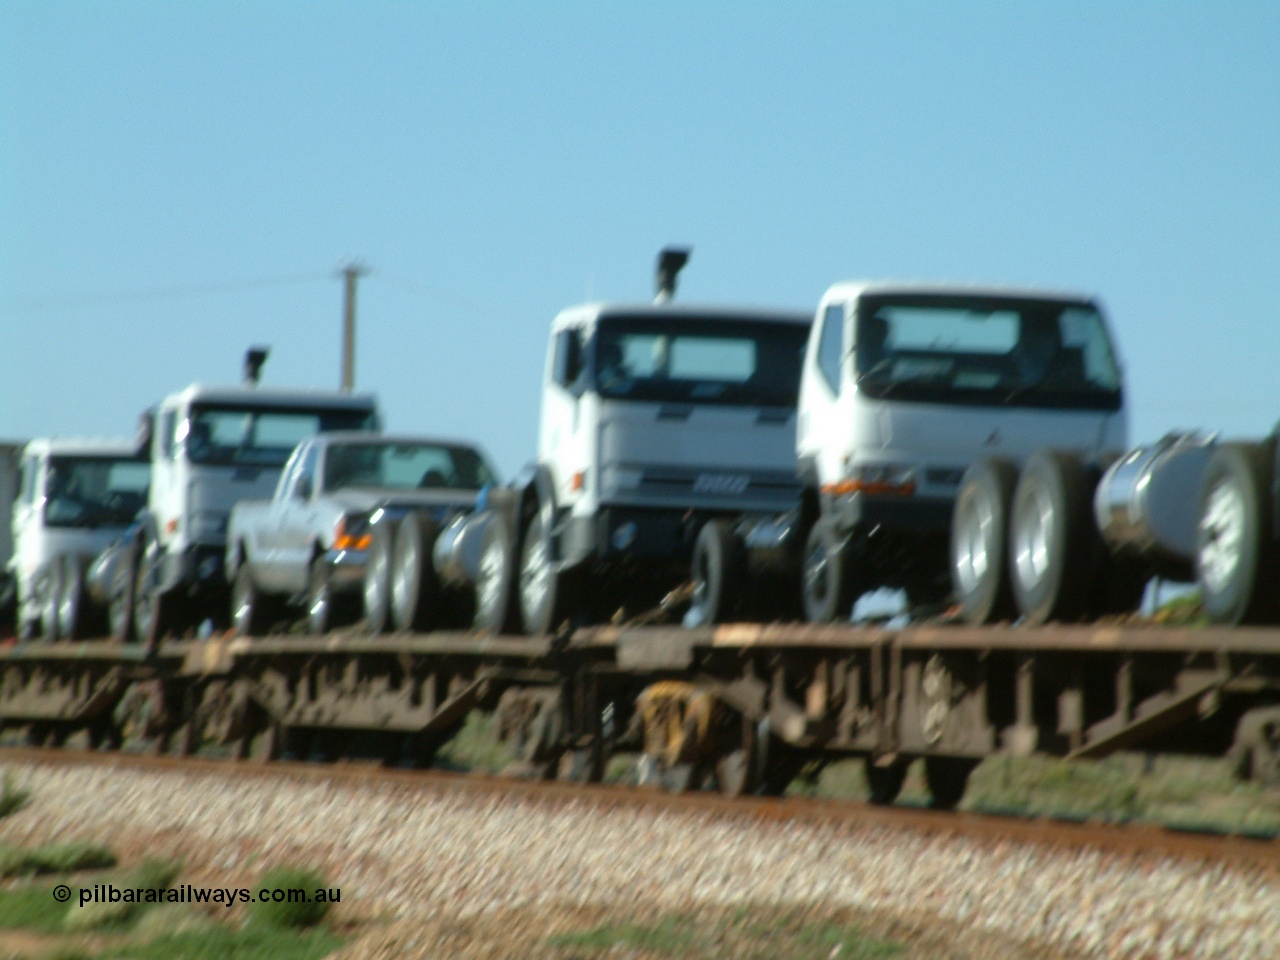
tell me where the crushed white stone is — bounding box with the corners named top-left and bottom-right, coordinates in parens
top-left (0, 762), bottom-right (1275, 959)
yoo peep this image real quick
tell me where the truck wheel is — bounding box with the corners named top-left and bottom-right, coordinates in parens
top-left (231, 565), bottom-right (271, 637)
top-left (1196, 442), bottom-right (1279, 625)
top-left (801, 520), bottom-right (859, 623)
top-left (40, 561), bottom-right (64, 642)
top-left (391, 512), bottom-right (442, 633)
top-left (1009, 451), bottom-right (1101, 624)
top-left (951, 459), bottom-right (1018, 624)
top-left (133, 558), bottom-right (180, 648)
top-left (306, 561), bottom-right (335, 635)
top-left (56, 555), bottom-right (85, 641)
top-left (109, 539), bottom-right (139, 642)
top-left (518, 511), bottom-right (575, 636)
top-left (363, 523), bottom-right (395, 634)
top-left (688, 519), bottom-right (745, 626)
top-left (474, 518), bottom-right (518, 634)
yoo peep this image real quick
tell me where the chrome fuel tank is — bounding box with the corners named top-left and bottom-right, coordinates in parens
top-left (1093, 433), bottom-right (1216, 573)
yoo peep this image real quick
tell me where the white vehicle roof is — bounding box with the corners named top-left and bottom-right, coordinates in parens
top-left (162, 383), bottom-right (378, 410)
top-left (821, 280), bottom-right (1099, 306)
top-left (21, 437), bottom-right (142, 459)
top-left (551, 301), bottom-right (811, 333)
top-left (309, 432), bottom-right (492, 454)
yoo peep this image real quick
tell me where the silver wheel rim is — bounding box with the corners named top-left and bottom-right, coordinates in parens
top-left (392, 537), bottom-right (419, 627)
top-left (309, 570), bottom-right (330, 633)
top-left (233, 577), bottom-right (252, 634)
top-left (477, 534), bottom-right (505, 616)
top-left (1199, 477), bottom-right (1244, 594)
top-left (804, 539), bottom-right (828, 611)
top-left (520, 531), bottom-right (549, 625)
top-left (1014, 479), bottom-right (1055, 590)
top-left (365, 547), bottom-right (387, 620)
top-left (954, 489), bottom-right (994, 596)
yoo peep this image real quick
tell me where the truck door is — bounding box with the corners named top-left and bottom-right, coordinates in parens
top-left (272, 442), bottom-right (319, 593)
top-left (539, 323), bottom-right (592, 509)
top-left (11, 454), bottom-right (42, 600)
top-left (798, 301), bottom-right (851, 487)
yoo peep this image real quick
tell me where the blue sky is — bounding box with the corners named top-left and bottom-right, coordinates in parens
top-left (2, 1), bottom-right (1277, 476)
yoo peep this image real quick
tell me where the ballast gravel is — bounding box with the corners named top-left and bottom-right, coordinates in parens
top-left (0, 762), bottom-right (1275, 960)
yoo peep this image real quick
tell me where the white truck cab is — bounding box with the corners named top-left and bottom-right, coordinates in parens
top-left (797, 282), bottom-right (1128, 621)
top-left (476, 250), bottom-right (812, 634)
top-left (10, 438), bottom-right (150, 640)
top-left (120, 357), bottom-right (379, 644)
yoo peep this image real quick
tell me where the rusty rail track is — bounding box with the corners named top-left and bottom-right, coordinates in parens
top-left (3, 745), bottom-right (1276, 878)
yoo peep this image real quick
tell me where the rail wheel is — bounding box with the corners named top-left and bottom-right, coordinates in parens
top-left (924, 756), bottom-right (977, 810)
top-left (1196, 442), bottom-right (1279, 625)
top-left (687, 519), bottom-right (745, 627)
top-left (391, 513), bottom-right (442, 633)
top-left (865, 758), bottom-right (908, 805)
top-left (951, 459), bottom-right (1018, 625)
top-left (1009, 451), bottom-right (1100, 624)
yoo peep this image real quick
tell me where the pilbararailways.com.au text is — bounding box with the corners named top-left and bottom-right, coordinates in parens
top-left (68, 883), bottom-right (341, 909)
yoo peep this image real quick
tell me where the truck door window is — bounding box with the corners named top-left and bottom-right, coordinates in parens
top-left (159, 411), bottom-right (177, 460)
top-left (553, 328), bottom-right (585, 390)
top-left (18, 458), bottom-right (38, 505)
top-left (816, 304), bottom-right (843, 392)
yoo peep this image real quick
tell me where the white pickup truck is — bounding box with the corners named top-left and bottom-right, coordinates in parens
top-left (225, 433), bottom-right (497, 635)
top-left (9, 438), bottom-right (150, 640)
top-left (795, 283), bottom-right (1130, 623)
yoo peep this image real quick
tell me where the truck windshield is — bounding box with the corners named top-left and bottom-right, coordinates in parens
top-left (854, 296), bottom-right (1123, 410)
top-left (323, 442), bottom-right (497, 492)
top-left (182, 404), bottom-right (377, 467)
top-left (592, 315), bottom-right (807, 408)
top-left (43, 456), bottom-right (150, 528)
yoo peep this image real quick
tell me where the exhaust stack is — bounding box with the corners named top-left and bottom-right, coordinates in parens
top-left (654, 247), bottom-right (691, 303)
top-left (243, 346), bottom-right (270, 385)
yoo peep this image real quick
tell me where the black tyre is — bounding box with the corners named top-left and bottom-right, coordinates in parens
top-left (801, 520), bottom-right (860, 623)
top-left (109, 539), bottom-right (139, 642)
top-left (363, 522), bottom-right (395, 635)
top-left (924, 756), bottom-right (977, 810)
top-left (230, 564), bottom-right (270, 637)
top-left (473, 517), bottom-right (519, 634)
top-left (57, 555), bottom-right (86, 641)
top-left (306, 560), bottom-right (335, 635)
top-left (518, 510), bottom-right (574, 636)
top-left (391, 512), bottom-right (442, 633)
top-left (1196, 442), bottom-right (1280, 625)
top-left (133, 544), bottom-right (183, 647)
top-left (951, 459), bottom-right (1018, 625)
top-left (687, 519), bottom-right (746, 626)
top-left (40, 560), bottom-right (64, 642)
top-left (865, 759), bottom-right (908, 805)
top-left (1008, 451), bottom-right (1101, 624)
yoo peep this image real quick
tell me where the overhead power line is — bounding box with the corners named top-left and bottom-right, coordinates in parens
top-left (1, 271), bottom-right (333, 314)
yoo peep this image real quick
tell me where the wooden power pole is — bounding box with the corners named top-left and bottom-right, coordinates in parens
top-left (338, 261), bottom-right (368, 393)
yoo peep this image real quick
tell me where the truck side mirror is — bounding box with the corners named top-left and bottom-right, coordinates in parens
top-left (295, 475), bottom-right (312, 500)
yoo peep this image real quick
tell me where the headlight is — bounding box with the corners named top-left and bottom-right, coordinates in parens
top-left (334, 513), bottom-right (373, 551)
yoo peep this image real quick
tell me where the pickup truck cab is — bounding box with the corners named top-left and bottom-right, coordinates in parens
top-left (9, 438), bottom-right (149, 639)
top-left (226, 433), bottom-right (497, 635)
top-left (798, 282), bottom-right (1128, 622)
